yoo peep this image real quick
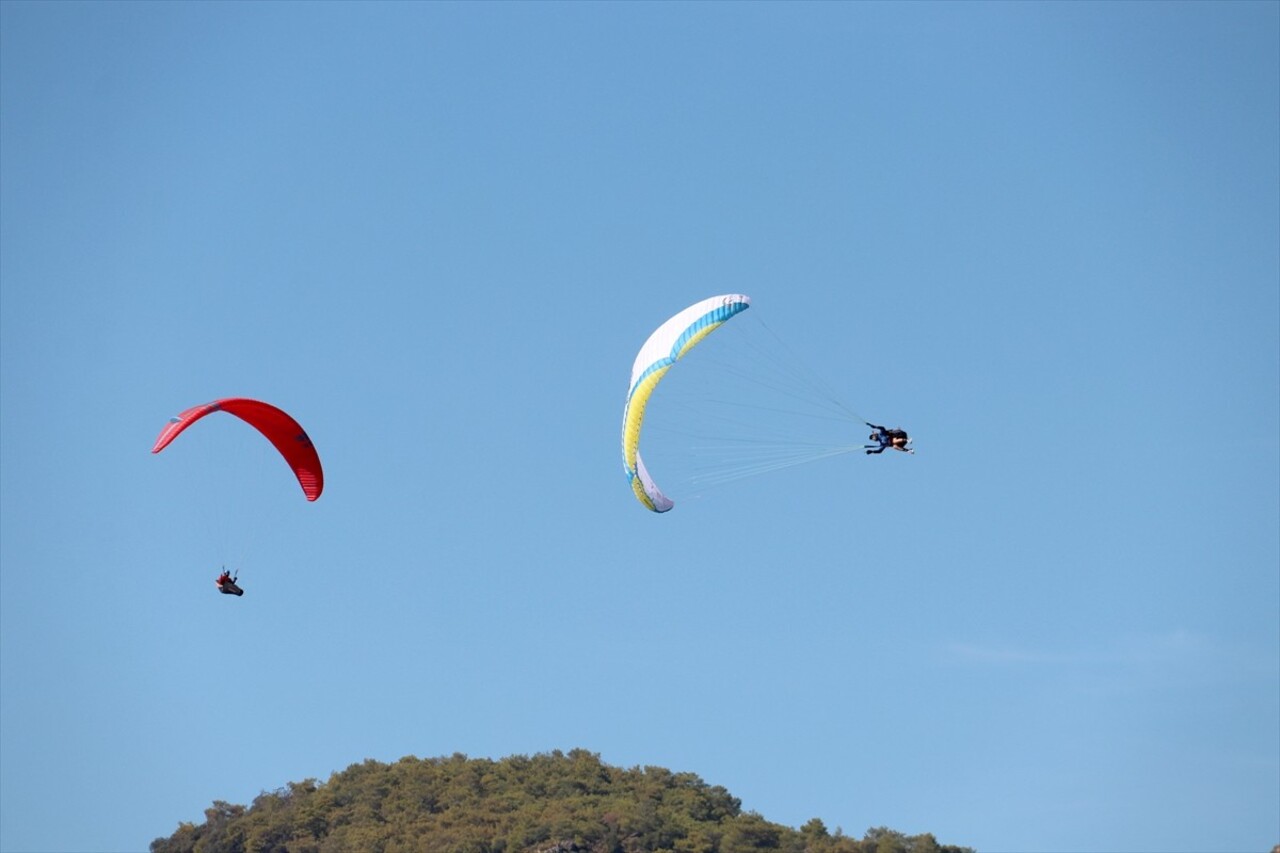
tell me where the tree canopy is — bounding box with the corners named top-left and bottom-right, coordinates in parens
top-left (150, 749), bottom-right (974, 853)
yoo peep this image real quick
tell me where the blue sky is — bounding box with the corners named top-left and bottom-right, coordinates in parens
top-left (1, 3), bottom-right (1277, 852)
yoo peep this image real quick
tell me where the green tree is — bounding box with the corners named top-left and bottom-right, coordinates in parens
top-left (149, 751), bottom-right (974, 853)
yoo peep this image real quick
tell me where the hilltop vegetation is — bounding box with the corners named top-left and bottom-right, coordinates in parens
top-left (150, 749), bottom-right (973, 853)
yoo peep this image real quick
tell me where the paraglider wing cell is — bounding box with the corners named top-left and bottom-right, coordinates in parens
top-left (151, 398), bottom-right (323, 500)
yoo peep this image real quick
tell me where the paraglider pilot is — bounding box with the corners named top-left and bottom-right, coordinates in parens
top-left (215, 568), bottom-right (244, 596)
top-left (865, 423), bottom-right (913, 455)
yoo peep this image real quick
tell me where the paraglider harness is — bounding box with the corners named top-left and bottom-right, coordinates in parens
top-left (865, 423), bottom-right (913, 455)
top-left (215, 568), bottom-right (244, 597)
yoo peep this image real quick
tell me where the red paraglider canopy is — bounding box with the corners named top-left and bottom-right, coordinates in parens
top-left (151, 398), bottom-right (324, 501)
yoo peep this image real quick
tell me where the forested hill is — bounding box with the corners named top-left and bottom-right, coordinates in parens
top-left (150, 749), bottom-right (974, 853)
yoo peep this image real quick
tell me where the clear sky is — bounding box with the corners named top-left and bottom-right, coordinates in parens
top-left (2, 3), bottom-right (1277, 852)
